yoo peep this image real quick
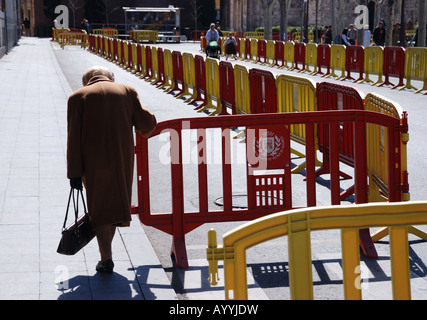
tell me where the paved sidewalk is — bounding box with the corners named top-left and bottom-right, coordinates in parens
top-left (0, 37), bottom-right (178, 300)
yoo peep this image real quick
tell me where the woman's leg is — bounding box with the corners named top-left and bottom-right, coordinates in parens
top-left (96, 224), bottom-right (116, 262)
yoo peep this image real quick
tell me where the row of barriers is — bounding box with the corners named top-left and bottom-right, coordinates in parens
top-left (207, 201), bottom-right (427, 300)
top-left (84, 34), bottom-right (420, 268)
top-left (201, 36), bottom-right (427, 95)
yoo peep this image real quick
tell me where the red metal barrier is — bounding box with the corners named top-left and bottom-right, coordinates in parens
top-left (188, 55), bottom-right (207, 108)
top-left (291, 42), bottom-right (306, 72)
top-left (133, 111), bottom-right (404, 268)
top-left (343, 45), bottom-right (364, 82)
top-left (126, 41), bottom-right (133, 70)
top-left (153, 47), bottom-right (166, 87)
top-left (315, 44), bottom-right (331, 77)
top-left (112, 38), bottom-right (118, 62)
top-left (257, 39), bottom-right (267, 64)
top-left (134, 44), bottom-right (143, 75)
top-left (249, 69), bottom-right (277, 114)
top-left (142, 46), bottom-right (152, 80)
top-left (244, 38), bottom-right (251, 60)
top-left (273, 41), bottom-right (285, 68)
top-left (379, 46), bottom-right (405, 89)
top-left (219, 61), bottom-right (235, 115)
top-left (167, 51), bottom-right (185, 97)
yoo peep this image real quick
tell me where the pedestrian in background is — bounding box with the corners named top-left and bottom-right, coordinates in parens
top-left (373, 21), bottom-right (386, 46)
top-left (224, 32), bottom-right (238, 60)
top-left (348, 24), bottom-right (358, 45)
top-left (363, 25), bottom-right (371, 47)
top-left (67, 66), bottom-right (157, 273)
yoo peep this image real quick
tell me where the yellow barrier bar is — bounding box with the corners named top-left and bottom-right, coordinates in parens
top-left (207, 201), bottom-right (427, 300)
top-left (276, 74), bottom-right (322, 172)
top-left (327, 45), bottom-right (346, 79)
top-left (399, 47), bottom-right (427, 93)
top-left (283, 41), bottom-right (295, 69)
top-left (389, 226), bottom-right (411, 300)
top-left (122, 40), bottom-right (129, 69)
top-left (176, 52), bottom-right (198, 103)
top-left (197, 57), bottom-right (222, 115)
top-left (233, 64), bottom-right (251, 115)
top-left (116, 39), bottom-right (122, 66)
top-left (361, 46), bottom-right (384, 85)
top-left (304, 43), bottom-right (318, 74)
top-left (341, 228), bottom-right (362, 300)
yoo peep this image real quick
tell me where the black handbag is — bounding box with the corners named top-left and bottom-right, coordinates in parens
top-left (57, 188), bottom-right (96, 255)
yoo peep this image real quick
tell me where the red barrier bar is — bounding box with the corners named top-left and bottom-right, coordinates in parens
top-left (291, 42), bottom-right (306, 72)
top-left (343, 45), bottom-right (364, 82)
top-left (188, 55), bottom-right (207, 108)
top-left (257, 39), bottom-right (267, 64)
top-left (379, 46), bottom-right (405, 89)
top-left (134, 110), bottom-right (402, 267)
top-left (219, 61), bottom-right (235, 115)
top-left (249, 68), bottom-right (277, 114)
top-left (167, 51), bottom-right (185, 97)
top-left (112, 38), bottom-right (118, 62)
top-left (315, 44), bottom-right (331, 77)
top-left (119, 40), bottom-right (125, 66)
top-left (273, 41), bottom-right (285, 68)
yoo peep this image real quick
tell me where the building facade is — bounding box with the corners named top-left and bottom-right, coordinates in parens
top-left (222, 0), bottom-right (421, 33)
top-left (0, 0), bottom-right (21, 58)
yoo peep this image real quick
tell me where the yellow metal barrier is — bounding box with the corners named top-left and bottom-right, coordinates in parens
top-left (52, 28), bottom-right (70, 42)
top-left (244, 32), bottom-right (264, 39)
top-left (177, 52), bottom-right (198, 103)
top-left (266, 40), bottom-right (276, 66)
top-left (292, 32), bottom-right (301, 42)
top-left (234, 64), bottom-right (251, 115)
top-left (283, 41), bottom-right (295, 69)
top-left (131, 30), bottom-right (159, 43)
top-left (304, 43), bottom-right (318, 74)
top-left (160, 49), bottom-right (175, 91)
top-left (207, 201), bottom-right (427, 300)
top-left (198, 57), bottom-right (222, 115)
top-left (399, 47), bottom-right (427, 94)
top-left (250, 38), bottom-right (258, 62)
top-left (276, 74), bottom-right (322, 173)
top-left (146, 46), bottom-right (159, 83)
top-left (58, 32), bottom-right (87, 49)
top-left (121, 40), bottom-right (129, 69)
top-left (238, 38), bottom-right (246, 60)
top-left (361, 46), bottom-right (384, 85)
top-left (92, 28), bottom-right (118, 38)
top-left (327, 44), bottom-right (346, 80)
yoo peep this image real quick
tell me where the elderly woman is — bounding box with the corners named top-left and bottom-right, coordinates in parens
top-left (67, 66), bottom-right (157, 273)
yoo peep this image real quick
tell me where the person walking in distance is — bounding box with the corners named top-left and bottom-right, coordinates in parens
top-left (67, 66), bottom-right (157, 273)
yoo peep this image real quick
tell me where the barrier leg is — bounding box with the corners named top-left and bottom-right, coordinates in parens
top-left (171, 236), bottom-right (189, 269)
top-left (371, 226), bottom-right (427, 242)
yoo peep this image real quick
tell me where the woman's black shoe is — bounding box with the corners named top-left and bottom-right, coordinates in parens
top-left (96, 259), bottom-right (114, 273)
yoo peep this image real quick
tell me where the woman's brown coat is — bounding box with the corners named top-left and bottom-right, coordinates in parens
top-left (67, 75), bottom-right (156, 230)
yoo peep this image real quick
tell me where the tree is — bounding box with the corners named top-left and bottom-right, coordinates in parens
top-left (279, 0), bottom-right (293, 41)
top-left (261, 0), bottom-right (277, 40)
top-left (419, 0), bottom-right (426, 47)
top-left (190, 0), bottom-right (202, 30)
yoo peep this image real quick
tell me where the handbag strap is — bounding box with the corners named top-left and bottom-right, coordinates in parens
top-left (62, 188), bottom-right (89, 231)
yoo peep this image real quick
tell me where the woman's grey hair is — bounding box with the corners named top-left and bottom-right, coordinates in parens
top-left (82, 66), bottom-right (115, 86)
